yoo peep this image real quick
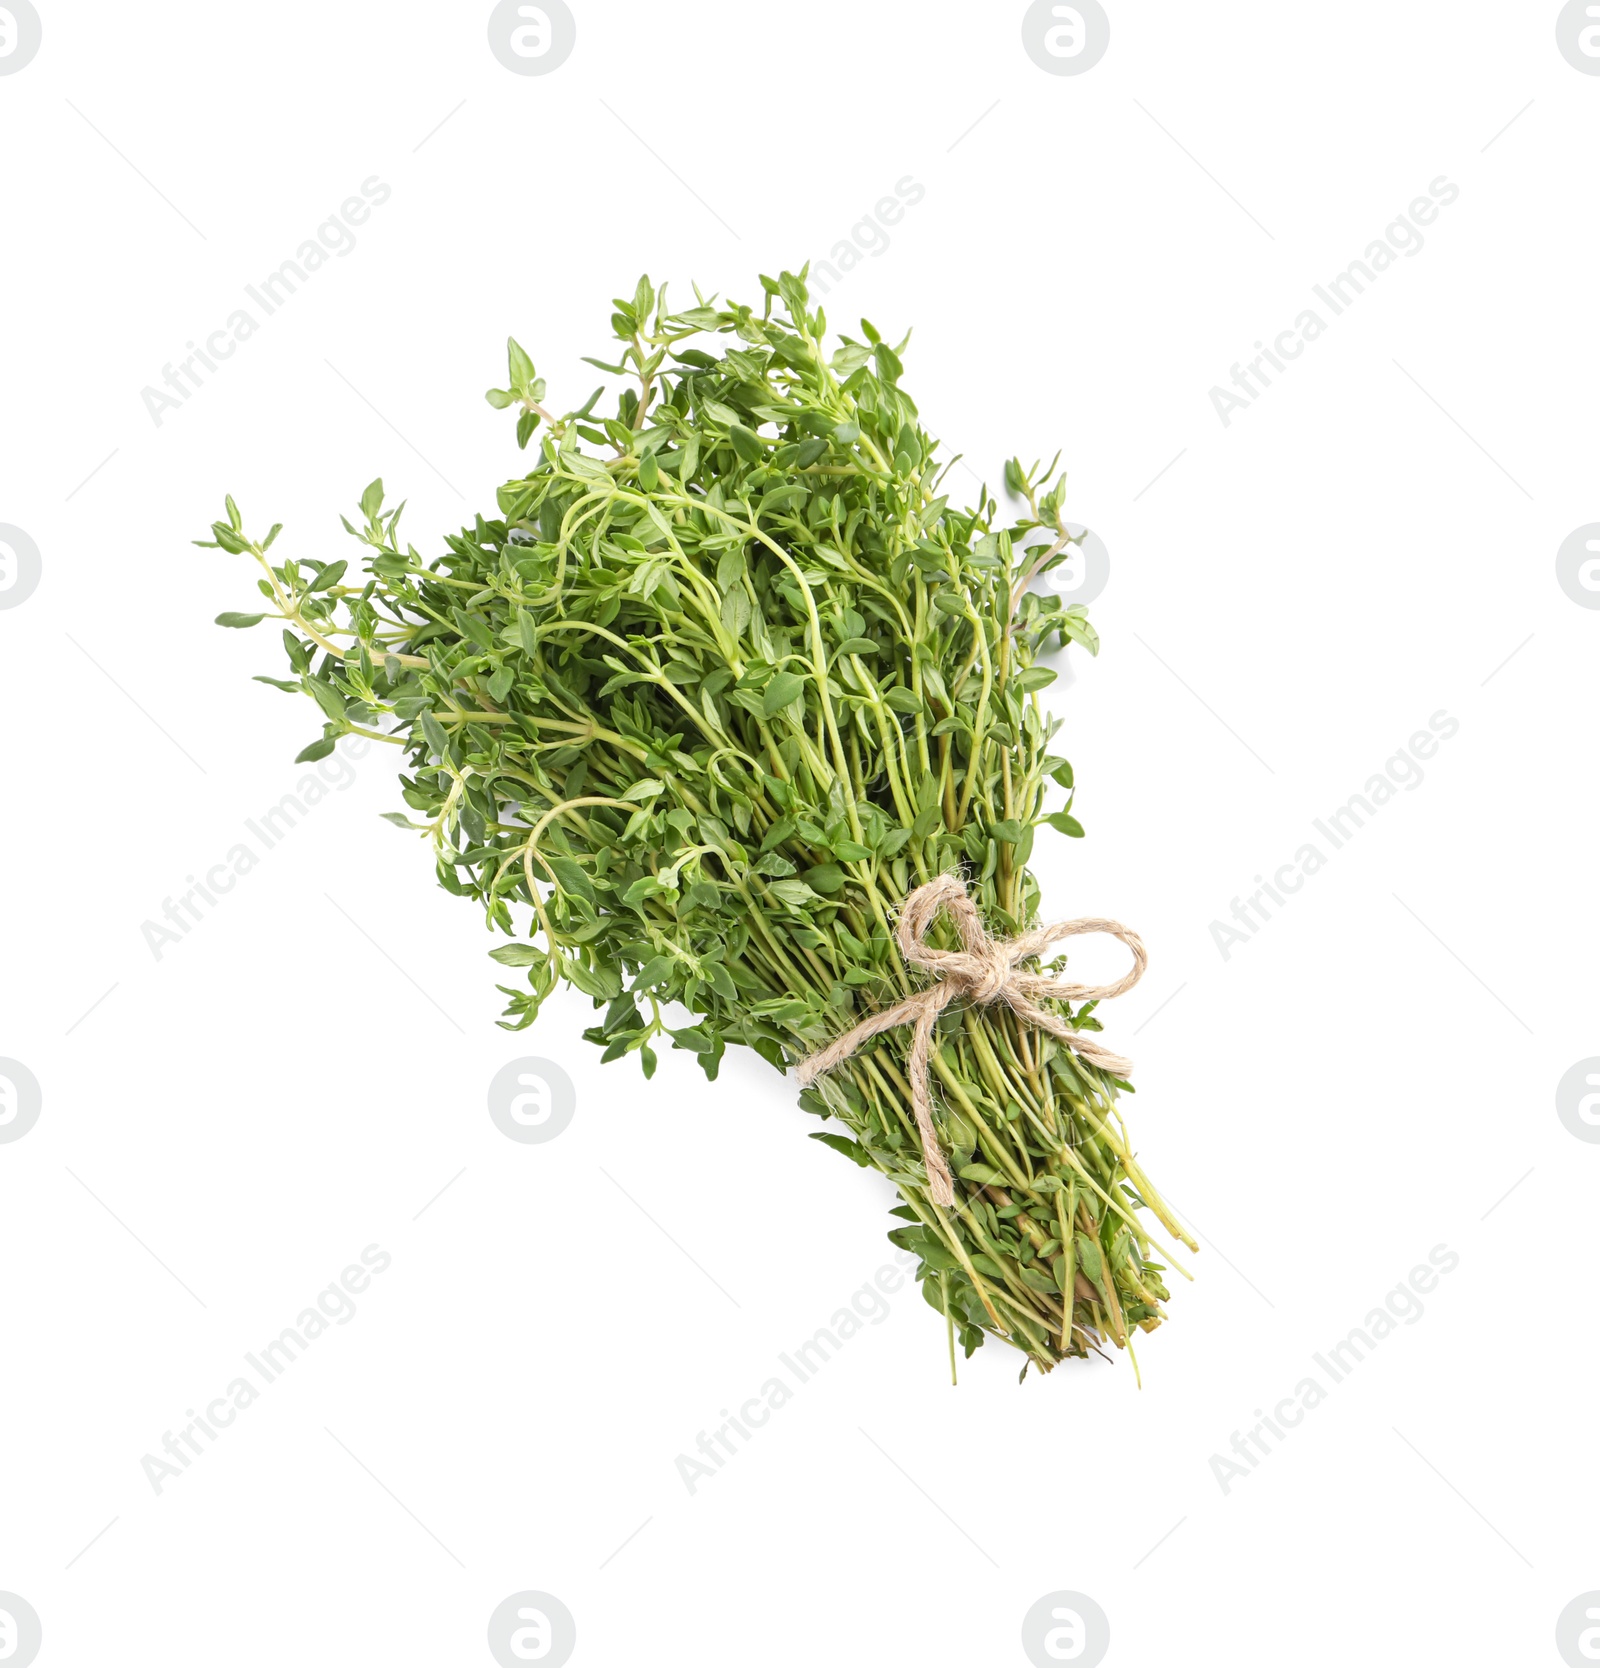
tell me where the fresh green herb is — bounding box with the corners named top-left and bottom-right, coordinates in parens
top-left (200, 268), bottom-right (1194, 1377)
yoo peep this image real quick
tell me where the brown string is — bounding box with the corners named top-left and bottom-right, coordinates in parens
top-left (795, 874), bottom-right (1146, 1207)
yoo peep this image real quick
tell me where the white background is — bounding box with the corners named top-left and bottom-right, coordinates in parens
top-left (2, 3), bottom-right (1597, 1664)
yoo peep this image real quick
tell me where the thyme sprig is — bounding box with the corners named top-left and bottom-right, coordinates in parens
top-left (202, 269), bottom-right (1193, 1377)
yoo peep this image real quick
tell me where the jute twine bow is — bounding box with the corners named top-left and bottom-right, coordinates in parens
top-left (796, 874), bottom-right (1147, 1208)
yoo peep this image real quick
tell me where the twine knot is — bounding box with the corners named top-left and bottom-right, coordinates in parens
top-left (796, 874), bottom-right (1146, 1208)
top-left (967, 944), bottom-right (1011, 1006)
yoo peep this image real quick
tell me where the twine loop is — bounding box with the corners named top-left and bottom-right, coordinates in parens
top-left (796, 874), bottom-right (1146, 1207)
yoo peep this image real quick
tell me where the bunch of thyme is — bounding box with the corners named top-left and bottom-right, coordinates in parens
top-left (202, 269), bottom-right (1194, 1378)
